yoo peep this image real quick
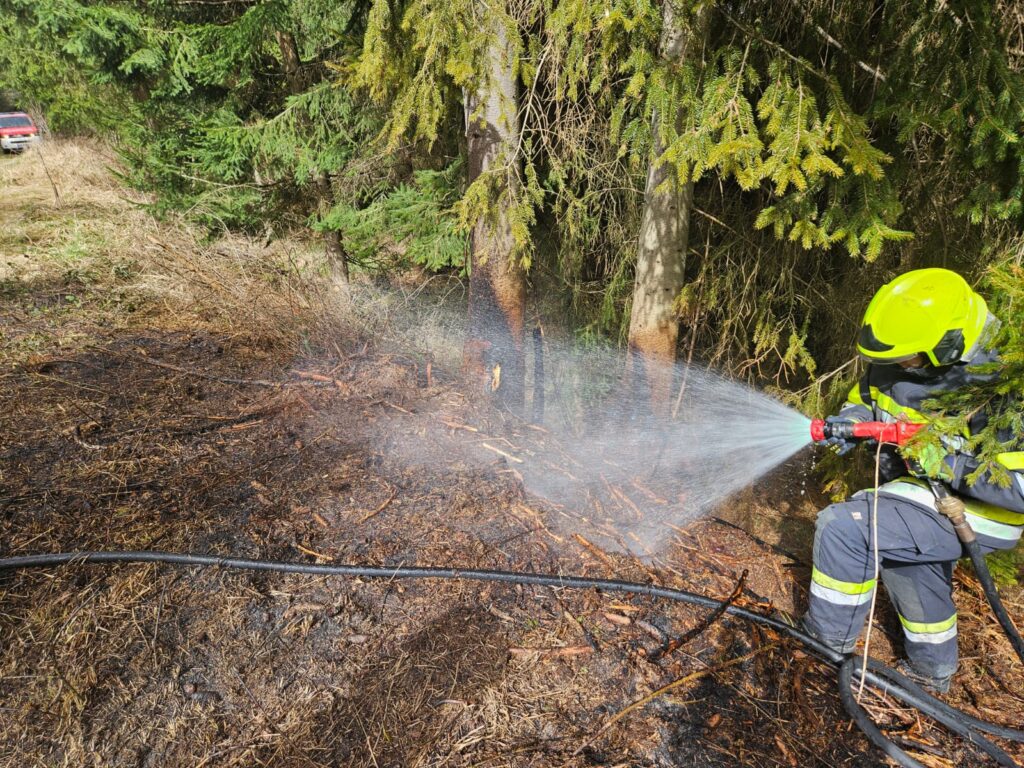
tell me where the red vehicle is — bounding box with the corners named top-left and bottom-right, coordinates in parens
top-left (0, 112), bottom-right (39, 153)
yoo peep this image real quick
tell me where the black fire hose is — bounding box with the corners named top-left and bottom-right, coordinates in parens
top-left (926, 478), bottom-right (1024, 667)
top-left (2, 550), bottom-right (1023, 766)
top-left (867, 657), bottom-right (1024, 744)
top-left (839, 657), bottom-right (1017, 768)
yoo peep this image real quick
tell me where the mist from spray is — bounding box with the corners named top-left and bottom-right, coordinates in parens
top-left (516, 332), bottom-right (813, 553)
top-left (340, 282), bottom-right (814, 555)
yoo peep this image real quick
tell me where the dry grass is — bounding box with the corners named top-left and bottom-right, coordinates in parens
top-left (0, 140), bottom-right (344, 369)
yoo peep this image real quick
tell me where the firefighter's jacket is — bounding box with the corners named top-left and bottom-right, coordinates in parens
top-left (838, 347), bottom-right (1024, 549)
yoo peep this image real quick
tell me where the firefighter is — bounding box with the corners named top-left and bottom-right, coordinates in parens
top-left (803, 268), bottom-right (1024, 692)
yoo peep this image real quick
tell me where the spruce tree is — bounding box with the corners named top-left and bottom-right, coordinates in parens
top-left (356, 0), bottom-right (534, 407)
top-left (627, 0), bottom-right (710, 409)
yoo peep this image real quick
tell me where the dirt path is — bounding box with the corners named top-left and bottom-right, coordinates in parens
top-left (3, 143), bottom-right (1023, 767)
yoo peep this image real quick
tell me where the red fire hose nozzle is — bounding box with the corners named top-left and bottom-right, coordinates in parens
top-left (810, 418), bottom-right (925, 447)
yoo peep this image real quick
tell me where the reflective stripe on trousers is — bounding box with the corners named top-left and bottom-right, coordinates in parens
top-left (810, 567), bottom-right (875, 607)
top-left (899, 613), bottom-right (958, 645)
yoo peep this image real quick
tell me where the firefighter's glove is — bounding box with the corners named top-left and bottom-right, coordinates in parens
top-left (823, 416), bottom-right (856, 456)
top-left (908, 443), bottom-right (954, 482)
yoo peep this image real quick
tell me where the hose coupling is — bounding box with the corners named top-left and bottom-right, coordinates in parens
top-left (935, 495), bottom-right (977, 544)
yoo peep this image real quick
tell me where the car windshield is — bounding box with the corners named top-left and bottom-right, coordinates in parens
top-left (0, 115), bottom-right (33, 128)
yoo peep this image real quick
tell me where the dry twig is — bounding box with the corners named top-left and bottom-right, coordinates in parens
top-left (114, 350), bottom-right (286, 386)
top-left (480, 442), bottom-right (524, 464)
top-left (572, 533), bottom-right (619, 572)
top-left (359, 487), bottom-right (398, 523)
top-left (295, 543), bottom-right (333, 561)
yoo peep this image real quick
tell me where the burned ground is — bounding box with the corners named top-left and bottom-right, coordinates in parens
top-left (2, 144), bottom-right (1024, 767)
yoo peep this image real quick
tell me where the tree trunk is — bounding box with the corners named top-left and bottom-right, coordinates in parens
top-left (462, 12), bottom-right (526, 411)
top-left (627, 1), bottom-right (709, 409)
top-left (314, 173), bottom-right (349, 281)
top-left (275, 30), bottom-right (349, 281)
top-left (275, 30), bottom-right (303, 93)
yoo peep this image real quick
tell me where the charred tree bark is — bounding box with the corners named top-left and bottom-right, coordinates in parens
top-left (275, 30), bottom-right (349, 281)
top-left (462, 14), bottom-right (526, 411)
top-left (627, 1), bottom-right (709, 409)
top-left (532, 326), bottom-right (545, 424)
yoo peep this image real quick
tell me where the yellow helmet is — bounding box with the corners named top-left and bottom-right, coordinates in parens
top-left (857, 268), bottom-right (991, 366)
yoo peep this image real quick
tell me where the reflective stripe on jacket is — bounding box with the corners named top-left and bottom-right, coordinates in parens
top-left (877, 478), bottom-right (1024, 545)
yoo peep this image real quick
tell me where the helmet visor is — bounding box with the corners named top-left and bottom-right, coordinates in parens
top-left (856, 324), bottom-right (924, 365)
top-left (858, 350), bottom-right (924, 365)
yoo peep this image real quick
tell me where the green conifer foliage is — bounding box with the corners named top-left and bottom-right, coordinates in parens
top-left (321, 163), bottom-right (467, 272)
top-left (6, 0), bottom-right (1024, 388)
top-left (0, 0), bottom-right (143, 133)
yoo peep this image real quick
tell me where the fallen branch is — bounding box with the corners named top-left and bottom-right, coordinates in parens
top-left (671, 536), bottom-right (737, 574)
top-left (439, 419), bottom-right (479, 433)
top-left (541, 459), bottom-right (579, 482)
top-left (606, 481), bottom-right (645, 521)
top-left (572, 534), bottom-right (619, 572)
top-left (359, 488), bottom-right (398, 523)
top-left (290, 370), bottom-right (348, 390)
top-left (100, 349), bottom-right (350, 390)
top-left (289, 370), bottom-right (333, 382)
top-left (295, 543), bottom-right (333, 561)
top-left (480, 442), bottom-right (523, 464)
top-left (630, 479), bottom-right (669, 505)
top-left (645, 569), bottom-right (748, 662)
top-left (117, 351), bottom-right (286, 387)
top-left (577, 642), bottom-right (779, 754)
top-left (636, 619), bottom-right (668, 643)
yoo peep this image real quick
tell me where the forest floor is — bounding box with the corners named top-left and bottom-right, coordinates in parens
top-left (3, 142), bottom-right (1024, 768)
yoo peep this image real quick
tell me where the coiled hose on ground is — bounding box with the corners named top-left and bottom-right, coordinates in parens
top-left (1, 550), bottom-right (1023, 766)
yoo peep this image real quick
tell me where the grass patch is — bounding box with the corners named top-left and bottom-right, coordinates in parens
top-left (0, 140), bottom-right (338, 368)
